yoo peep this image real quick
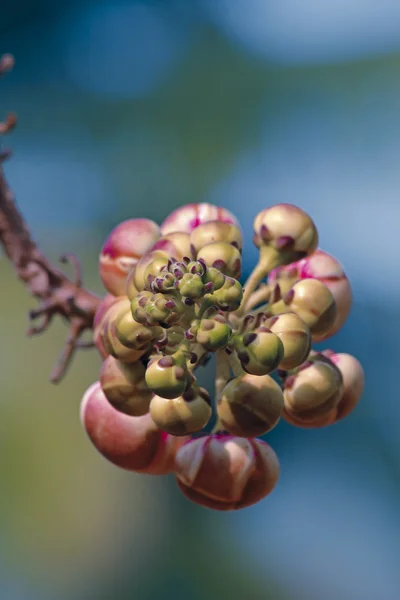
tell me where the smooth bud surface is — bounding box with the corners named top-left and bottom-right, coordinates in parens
top-left (100, 356), bottom-right (152, 416)
top-left (190, 221), bottom-right (243, 255)
top-left (264, 313), bottom-right (311, 370)
top-left (218, 373), bottom-right (283, 438)
top-left (160, 203), bottom-right (239, 235)
top-left (197, 242), bottom-right (241, 279)
top-left (150, 387), bottom-right (212, 436)
top-left (99, 219), bottom-right (160, 296)
top-left (175, 435), bottom-right (280, 510)
top-left (80, 381), bottom-right (188, 473)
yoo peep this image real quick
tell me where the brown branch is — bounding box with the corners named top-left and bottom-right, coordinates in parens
top-left (0, 54), bottom-right (101, 383)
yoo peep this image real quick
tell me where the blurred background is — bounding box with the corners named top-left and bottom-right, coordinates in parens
top-left (0, 0), bottom-right (399, 598)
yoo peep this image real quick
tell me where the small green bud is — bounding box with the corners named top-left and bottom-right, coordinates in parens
top-left (197, 242), bottom-right (242, 279)
top-left (202, 266), bottom-right (226, 291)
top-left (177, 272), bottom-right (205, 300)
top-left (149, 385), bottom-right (212, 436)
top-left (114, 308), bottom-right (154, 350)
top-left (196, 314), bottom-right (232, 352)
top-left (217, 373), bottom-right (283, 438)
top-left (208, 277), bottom-right (243, 312)
top-left (233, 327), bottom-right (284, 376)
top-left (145, 355), bottom-right (189, 399)
top-left (132, 250), bottom-right (169, 292)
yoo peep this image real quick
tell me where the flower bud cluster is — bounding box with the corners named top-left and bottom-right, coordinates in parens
top-left (81, 201), bottom-right (363, 511)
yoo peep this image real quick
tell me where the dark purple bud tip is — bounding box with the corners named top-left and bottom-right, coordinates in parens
top-left (139, 296), bottom-right (148, 308)
top-left (275, 235), bottom-right (295, 250)
top-left (225, 347), bottom-right (232, 355)
top-left (243, 332), bottom-right (257, 346)
top-left (267, 315), bottom-right (279, 327)
top-left (257, 326), bottom-right (271, 333)
top-left (185, 330), bottom-right (195, 340)
top-left (190, 245), bottom-right (196, 258)
top-left (204, 281), bottom-right (214, 293)
top-left (212, 259), bottom-right (227, 271)
top-left (190, 352), bottom-right (198, 364)
top-left (167, 258), bottom-right (174, 270)
top-left (237, 350), bottom-right (250, 365)
top-left (165, 300), bottom-right (177, 309)
top-left (159, 356), bottom-right (174, 368)
top-left (147, 273), bottom-right (155, 284)
top-left (283, 289), bottom-right (295, 304)
top-left (184, 297), bottom-right (194, 306)
top-left (270, 283), bottom-right (281, 304)
top-left (260, 224), bottom-right (271, 241)
top-left (197, 258), bottom-right (207, 270)
top-left (182, 256), bottom-right (191, 265)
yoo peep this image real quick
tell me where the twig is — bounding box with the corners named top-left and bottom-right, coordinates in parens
top-left (0, 54), bottom-right (101, 383)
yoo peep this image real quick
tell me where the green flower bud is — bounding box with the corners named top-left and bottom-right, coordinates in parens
top-left (114, 307), bottom-right (154, 350)
top-left (209, 277), bottom-right (243, 312)
top-left (159, 325), bottom-right (186, 355)
top-left (283, 359), bottom-right (343, 422)
top-left (196, 314), bottom-right (231, 351)
top-left (190, 221), bottom-right (243, 255)
top-left (100, 356), bottom-right (152, 416)
top-left (177, 272), bottom-right (205, 300)
top-left (202, 266), bottom-right (226, 291)
top-left (217, 373), bottom-right (283, 438)
top-left (150, 386), bottom-right (212, 436)
top-left (197, 242), bottom-right (242, 279)
top-left (280, 279), bottom-right (337, 341)
top-left (263, 312), bottom-right (311, 370)
top-left (147, 271), bottom-right (176, 294)
top-left (233, 327), bottom-right (284, 376)
top-left (125, 267), bottom-right (140, 301)
top-left (144, 258), bottom-right (171, 290)
top-left (132, 292), bottom-right (185, 328)
top-left (145, 355), bottom-right (189, 399)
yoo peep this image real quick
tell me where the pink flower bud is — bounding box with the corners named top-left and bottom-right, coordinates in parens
top-left (99, 219), bottom-right (161, 296)
top-left (174, 434), bottom-right (280, 510)
top-left (328, 352), bottom-right (364, 421)
top-left (269, 249), bottom-right (352, 337)
top-left (80, 381), bottom-right (188, 474)
top-left (160, 203), bottom-right (239, 236)
top-left (93, 294), bottom-right (124, 359)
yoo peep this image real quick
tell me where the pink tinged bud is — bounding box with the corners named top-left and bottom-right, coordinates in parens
top-left (273, 250), bottom-right (352, 337)
top-left (328, 352), bottom-right (364, 422)
top-left (80, 381), bottom-right (188, 474)
top-left (160, 203), bottom-right (239, 236)
top-left (152, 232), bottom-right (194, 262)
top-left (93, 294), bottom-right (125, 359)
top-left (99, 219), bottom-right (161, 296)
top-left (174, 434), bottom-right (280, 511)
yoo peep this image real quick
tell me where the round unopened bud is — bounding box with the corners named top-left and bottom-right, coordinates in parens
top-left (196, 315), bottom-right (231, 351)
top-left (197, 242), bottom-right (242, 279)
top-left (93, 294), bottom-right (123, 358)
top-left (175, 435), bottom-right (280, 510)
top-left (132, 250), bottom-right (170, 292)
top-left (190, 221), bottom-right (243, 255)
top-left (99, 219), bottom-right (160, 296)
top-left (152, 232), bottom-right (193, 261)
top-left (269, 249), bottom-right (352, 337)
top-left (211, 277), bottom-right (243, 311)
top-left (100, 356), bottom-right (152, 416)
top-left (145, 355), bottom-right (189, 399)
top-left (264, 313), bottom-right (311, 370)
top-left (125, 268), bottom-right (140, 301)
top-left (103, 319), bottom-right (146, 363)
top-left (281, 279), bottom-right (337, 341)
top-left (160, 203), bottom-right (239, 236)
top-left (160, 325), bottom-right (185, 355)
top-left (150, 386), bottom-right (212, 436)
top-left (283, 359), bottom-right (343, 422)
top-left (203, 267), bottom-right (226, 291)
top-left (328, 352), bottom-right (364, 422)
top-left (80, 381), bottom-right (188, 473)
top-left (177, 272), bottom-right (205, 300)
top-left (217, 374), bottom-right (283, 438)
top-left (253, 204), bottom-right (318, 265)
top-left (114, 307), bottom-right (153, 350)
top-left (234, 328), bottom-right (284, 376)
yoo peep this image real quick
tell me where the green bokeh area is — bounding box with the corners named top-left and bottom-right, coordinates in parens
top-left (1, 1), bottom-right (400, 599)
